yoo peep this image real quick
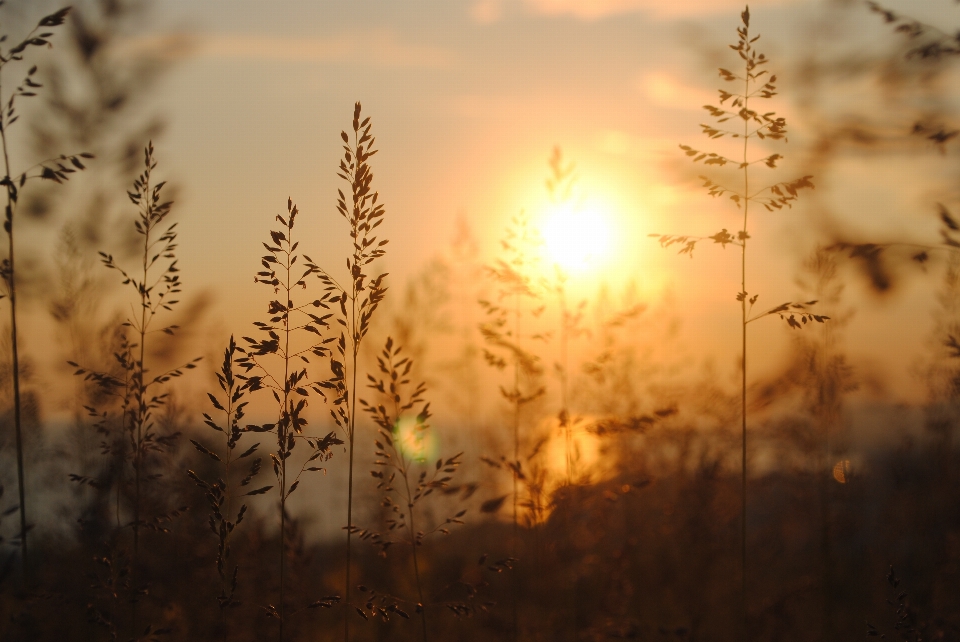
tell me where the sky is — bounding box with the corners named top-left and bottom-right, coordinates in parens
top-left (18, 0), bottom-right (960, 421)
top-left (7, 0), bottom-right (960, 539)
top-left (146, 1), bottom-right (960, 394)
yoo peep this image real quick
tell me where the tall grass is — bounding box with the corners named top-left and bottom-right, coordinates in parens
top-left (74, 143), bottom-right (199, 634)
top-left (543, 147), bottom-right (586, 485)
top-left (68, 142), bottom-right (198, 638)
top-left (479, 209), bottom-right (545, 639)
top-left (651, 7), bottom-right (816, 636)
top-left (237, 197), bottom-right (340, 641)
top-left (306, 101), bottom-right (388, 642)
top-left (361, 336), bottom-right (465, 642)
top-left (0, 5), bottom-right (89, 582)
top-left (189, 336), bottom-right (267, 640)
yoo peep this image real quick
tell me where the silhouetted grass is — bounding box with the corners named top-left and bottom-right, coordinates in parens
top-left (306, 101), bottom-right (388, 642)
top-left (1, 4), bottom-right (960, 642)
top-left (479, 208), bottom-right (545, 639)
top-left (70, 143), bottom-right (197, 638)
top-left (359, 336), bottom-right (466, 641)
top-left (188, 336), bottom-right (266, 641)
top-left (0, 4), bottom-right (89, 584)
top-left (237, 196), bottom-right (340, 641)
top-left (651, 7), bottom-right (817, 636)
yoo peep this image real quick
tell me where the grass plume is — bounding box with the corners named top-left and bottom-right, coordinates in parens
top-left (305, 101), bottom-right (388, 642)
top-left (479, 209), bottom-right (546, 639)
top-left (237, 197), bottom-right (341, 641)
top-left (188, 336), bottom-right (267, 640)
top-left (361, 336), bottom-right (465, 641)
top-left (70, 142), bottom-right (198, 637)
top-left (650, 7), bottom-right (816, 636)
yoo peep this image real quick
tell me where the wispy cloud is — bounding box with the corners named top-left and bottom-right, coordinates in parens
top-left (523, 0), bottom-right (790, 20)
top-left (195, 30), bottom-right (453, 68)
top-left (470, 0), bottom-right (504, 24)
top-left (639, 72), bottom-right (716, 111)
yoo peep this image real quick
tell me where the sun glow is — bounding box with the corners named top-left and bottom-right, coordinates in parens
top-left (544, 423), bottom-right (603, 485)
top-left (541, 199), bottom-right (613, 274)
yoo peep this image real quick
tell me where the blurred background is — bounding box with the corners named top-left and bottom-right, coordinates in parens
top-left (2, 0), bottom-right (960, 640)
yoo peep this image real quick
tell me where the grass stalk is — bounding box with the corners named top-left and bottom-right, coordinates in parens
top-left (308, 102), bottom-right (388, 642)
top-left (0, 5), bottom-right (79, 585)
top-left (121, 144), bottom-right (180, 633)
top-left (739, 51), bottom-right (750, 639)
top-left (68, 142), bottom-right (198, 636)
top-left (3, 161), bottom-right (26, 584)
top-left (239, 197), bottom-right (339, 641)
top-left (480, 210), bottom-right (545, 640)
top-left (70, 143), bottom-right (199, 639)
top-left (363, 337), bottom-right (465, 641)
top-left (189, 336), bottom-right (265, 641)
top-left (651, 8), bottom-right (817, 638)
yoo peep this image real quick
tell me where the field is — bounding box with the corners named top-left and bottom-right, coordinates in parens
top-left (1, 1), bottom-right (959, 641)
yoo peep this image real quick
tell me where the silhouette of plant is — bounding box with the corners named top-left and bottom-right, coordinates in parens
top-left (649, 7), bottom-right (817, 635)
top-left (188, 335), bottom-right (270, 640)
top-left (0, 4), bottom-right (91, 583)
top-left (359, 336), bottom-right (465, 641)
top-left (866, 567), bottom-right (924, 642)
top-left (478, 208), bottom-right (546, 639)
top-left (39, 0), bottom-right (191, 485)
top-left (304, 101), bottom-right (388, 642)
top-left (541, 147), bottom-right (591, 485)
top-left (70, 142), bottom-right (197, 636)
top-left (236, 197), bottom-right (341, 641)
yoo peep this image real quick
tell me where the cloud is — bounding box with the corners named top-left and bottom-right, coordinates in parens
top-left (114, 33), bottom-right (197, 62)
top-left (593, 129), bottom-right (678, 163)
top-left (596, 129), bottom-right (639, 156)
top-left (470, 0), bottom-right (504, 24)
top-left (638, 70), bottom-right (798, 129)
top-left (523, 0), bottom-right (790, 20)
top-left (195, 30), bottom-right (453, 69)
top-left (640, 72), bottom-right (716, 110)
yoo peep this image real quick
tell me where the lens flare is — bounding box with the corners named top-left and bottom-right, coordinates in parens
top-left (394, 415), bottom-right (437, 463)
top-left (832, 460), bottom-right (851, 484)
top-left (541, 200), bottom-right (612, 274)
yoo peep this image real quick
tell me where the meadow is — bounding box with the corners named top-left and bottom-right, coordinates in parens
top-left (1, 1), bottom-right (959, 641)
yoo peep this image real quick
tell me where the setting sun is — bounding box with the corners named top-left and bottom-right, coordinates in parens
top-left (541, 199), bottom-right (613, 274)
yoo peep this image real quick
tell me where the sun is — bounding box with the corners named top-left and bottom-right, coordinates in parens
top-left (541, 199), bottom-right (613, 274)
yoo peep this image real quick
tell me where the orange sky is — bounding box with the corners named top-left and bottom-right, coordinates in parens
top-left (18, 0), bottom-right (960, 423)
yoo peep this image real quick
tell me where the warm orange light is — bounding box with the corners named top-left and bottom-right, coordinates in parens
top-left (541, 199), bottom-right (613, 274)
top-left (544, 423), bottom-right (603, 484)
